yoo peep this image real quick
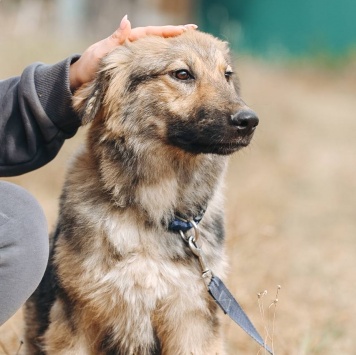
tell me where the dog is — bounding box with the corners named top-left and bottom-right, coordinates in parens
top-left (25, 30), bottom-right (258, 354)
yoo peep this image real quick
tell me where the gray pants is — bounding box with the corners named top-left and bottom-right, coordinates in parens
top-left (0, 181), bottom-right (49, 325)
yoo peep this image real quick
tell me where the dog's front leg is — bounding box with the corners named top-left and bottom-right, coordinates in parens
top-left (154, 296), bottom-right (226, 355)
top-left (40, 300), bottom-right (91, 355)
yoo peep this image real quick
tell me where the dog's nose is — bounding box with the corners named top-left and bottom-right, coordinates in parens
top-left (230, 110), bottom-right (259, 133)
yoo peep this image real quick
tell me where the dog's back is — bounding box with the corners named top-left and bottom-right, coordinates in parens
top-left (25, 30), bottom-right (258, 354)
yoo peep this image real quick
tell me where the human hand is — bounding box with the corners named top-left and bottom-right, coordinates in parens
top-left (69, 15), bottom-right (197, 91)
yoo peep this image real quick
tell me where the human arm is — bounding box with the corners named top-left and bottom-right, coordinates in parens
top-left (0, 56), bottom-right (80, 177)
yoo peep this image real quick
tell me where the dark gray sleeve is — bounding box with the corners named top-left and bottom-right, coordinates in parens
top-left (0, 55), bottom-right (82, 177)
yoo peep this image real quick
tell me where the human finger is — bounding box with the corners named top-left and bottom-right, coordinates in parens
top-left (128, 24), bottom-right (198, 42)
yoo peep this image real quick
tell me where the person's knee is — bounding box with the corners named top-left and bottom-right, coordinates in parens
top-left (0, 181), bottom-right (49, 322)
top-left (0, 181), bottom-right (49, 275)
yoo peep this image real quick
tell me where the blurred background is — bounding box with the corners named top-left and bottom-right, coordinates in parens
top-left (1, 1), bottom-right (355, 354)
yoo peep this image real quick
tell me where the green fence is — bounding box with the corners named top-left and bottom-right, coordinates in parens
top-left (198, 0), bottom-right (356, 57)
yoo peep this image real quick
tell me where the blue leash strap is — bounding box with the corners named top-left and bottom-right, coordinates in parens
top-left (208, 276), bottom-right (273, 355)
top-left (173, 218), bottom-right (273, 354)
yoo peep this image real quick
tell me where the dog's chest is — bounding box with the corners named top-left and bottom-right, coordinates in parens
top-left (95, 214), bottom-right (204, 305)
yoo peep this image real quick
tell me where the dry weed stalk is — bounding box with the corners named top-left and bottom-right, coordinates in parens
top-left (0, 317), bottom-right (24, 355)
top-left (257, 285), bottom-right (281, 355)
top-left (0, 338), bottom-right (23, 355)
top-left (16, 340), bottom-right (24, 355)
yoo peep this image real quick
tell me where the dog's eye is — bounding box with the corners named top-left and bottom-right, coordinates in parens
top-left (225, 70), bottom-right (233, 81)
top-left (172, 70), bottom-right (194, 81)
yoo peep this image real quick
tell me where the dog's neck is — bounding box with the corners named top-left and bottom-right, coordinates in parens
top-left (88, 135), bottom-right (228, 228)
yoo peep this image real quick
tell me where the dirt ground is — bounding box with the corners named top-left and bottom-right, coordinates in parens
top-left (0, 40), bottom-right (355, 354)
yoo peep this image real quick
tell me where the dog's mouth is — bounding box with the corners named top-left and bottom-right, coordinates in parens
top-left (190, 139), bottom-right (252, 155)
top-left (168, 134), bottom-right (254, 155)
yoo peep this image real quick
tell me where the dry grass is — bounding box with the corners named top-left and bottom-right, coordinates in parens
top-left (1, 39), bottom-right (355, 354)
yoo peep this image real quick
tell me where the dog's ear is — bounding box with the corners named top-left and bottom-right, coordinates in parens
top-left (73, 70), bottom-right (110, 125)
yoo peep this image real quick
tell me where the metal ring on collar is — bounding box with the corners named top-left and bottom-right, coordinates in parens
top-left (179, 219), bottom-right (201, 246)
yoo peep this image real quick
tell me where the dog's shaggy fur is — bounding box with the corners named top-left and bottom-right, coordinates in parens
top-left (25, 30), bottom-right (258, 354)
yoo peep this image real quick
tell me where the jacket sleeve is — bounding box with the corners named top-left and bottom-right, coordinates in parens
top-left (0, 55), bottom-right (82, 177)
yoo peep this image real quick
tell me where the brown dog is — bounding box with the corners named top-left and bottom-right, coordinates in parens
top-left (25, 30), bottom-right (258, 354)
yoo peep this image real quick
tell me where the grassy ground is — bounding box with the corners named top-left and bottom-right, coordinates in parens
top-left (0, 39), bottom-right (355, 354)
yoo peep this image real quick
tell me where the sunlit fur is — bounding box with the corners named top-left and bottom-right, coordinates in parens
top-left (25, 30), bottom-right (256, 354)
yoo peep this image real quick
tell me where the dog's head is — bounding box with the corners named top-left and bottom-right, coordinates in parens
top-left (74, 30), bottom-right (258, 156)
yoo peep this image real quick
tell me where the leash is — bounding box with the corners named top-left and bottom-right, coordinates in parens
top-left (169, 216), bottom-right (273, 355)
